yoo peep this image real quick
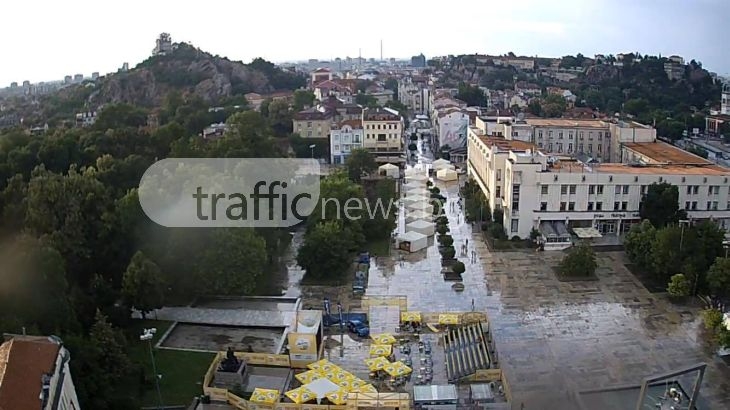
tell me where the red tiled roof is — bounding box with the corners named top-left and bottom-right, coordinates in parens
top-left (313, 68), bottom-right (331, 73)
top-left (0, 337), bottom-right (60, 410)
top-left (293, 109), bottom-right (333, 121)
top-left (338, 119), bottom-right (363, 129)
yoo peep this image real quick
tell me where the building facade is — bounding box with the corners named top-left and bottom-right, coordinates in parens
top-left (362, 107), bottom-right (403, 156)
top-left (293, 108), bottom-right (334, 139)
top-left (467, 135), bottom-right (730, 247)
top-left (329, 120), bottom-right (364, 164)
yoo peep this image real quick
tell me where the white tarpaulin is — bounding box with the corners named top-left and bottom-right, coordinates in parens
top-left (397, 231), bottom-right (428, 252)
top-left (406, 201), bottom-right (434, 213)
top-left (404, 195), bottom-right (430, 204)
top-left (432, 158), bottom-right (451, 169)
top-left (405, 210), bottom-right (432, 223)
top-left (378, 163), bottom-right (399, 178)
top-left (436, 168), bottom-right (458, 181)
top-left (406, 219), bottom-right (435, 236)
top-left (405, 173), bottom-right (428, 182)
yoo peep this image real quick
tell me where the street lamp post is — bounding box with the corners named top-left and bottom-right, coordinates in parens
top-left (678, 220), bottom-right (698, 295)
top-left (140, 328), bottom-right (163, 409)
top-left (309, 144), bottom-right (316, 159)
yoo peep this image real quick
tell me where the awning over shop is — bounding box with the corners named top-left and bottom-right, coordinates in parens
top-left (573, 227), bottom-right (603, 239)
top-left (371, 333), bottom-right (397, 345)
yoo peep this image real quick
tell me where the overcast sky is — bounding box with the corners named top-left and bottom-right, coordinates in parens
top-left (2, 0), bottom-right (728, 85)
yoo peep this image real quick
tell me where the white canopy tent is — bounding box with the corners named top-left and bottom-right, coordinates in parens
top-left (406, 219), bottom-right (436, 236)
top-left (405, 210), bottom-right (432, 223)
top-left (436, 168), bottom-right (458, 181)
top-left (396, 231), bottom-right (428, 252)
top-left (403, 194), bottom-right (430, 204)
top-left (405, 173), bottom-right (428, 182)
top-left (406, 201), bottom-right (434, 214)
top-left (405, 187), bottom-right (430, 197)
top-left (305, 378), bottom-right (340, 404)
top-left (432, 158), bottom-right (452, 169)
top-left (405, 166), bottom-right (427, 176)
top-left (378, 163), bottom-right (399, 178)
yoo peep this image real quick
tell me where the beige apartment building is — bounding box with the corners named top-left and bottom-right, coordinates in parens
top-left (292, 108), bottom-right (334, 139)
top-left (362, 107), bottom-right (403, 157)
top-left (467, 134), bottom-right (730, 249)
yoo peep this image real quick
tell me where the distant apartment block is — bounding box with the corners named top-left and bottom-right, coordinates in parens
top-left (75, 111), bottom-right (97, 127)
top-left (152, 33), bottom-right (173, 56)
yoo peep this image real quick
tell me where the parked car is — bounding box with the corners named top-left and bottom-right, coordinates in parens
top-left (347, 319), bottom-right (370, 337)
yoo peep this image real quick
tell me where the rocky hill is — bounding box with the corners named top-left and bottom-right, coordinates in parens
top-left (61, 43), bottom-right (304, 109)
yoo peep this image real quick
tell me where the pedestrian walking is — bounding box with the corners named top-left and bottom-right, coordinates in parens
top-left (471, 299), bottom-right (475, 311)
top-left (466, 238), bottom-right (469, 247)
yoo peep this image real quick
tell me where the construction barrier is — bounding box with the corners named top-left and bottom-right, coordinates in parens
top-left (361, 295), bottom-right (407, 311)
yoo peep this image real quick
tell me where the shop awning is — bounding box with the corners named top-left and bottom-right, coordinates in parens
top-left (573, 227), bottom-right (603, 238)
top-left (369, 344), bottom-right (393, 357)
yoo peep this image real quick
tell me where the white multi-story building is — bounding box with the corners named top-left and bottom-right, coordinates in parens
top-left (467, 135), bottom-right (730, 248)
top-left (0, 335), bottom-right (80, 410)
top-left (362, 107), bottom-right (403, 157)
top-left (398, 76), bottom-right (430, 114)
top-left (329, 120), bottom-right (364, 165)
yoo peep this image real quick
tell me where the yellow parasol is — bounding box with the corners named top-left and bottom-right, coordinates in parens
top-left (369, 344), bottom-right (393, 357)
top-left (351, 383), bottom-right (378, 394)
top-left (250, 388), bottom-right (279, 404)
top-left (336, 378), bottom-right (355, 390)
top-left (438, 313), bottom-right (460, 325)
top-left (383, 361), bottom-right (412, 377)
top-left (333, 369), bottom-right (355, 382)
top-left (364, 356), bottom-right (390, 371)
top-left (371, 333), bottom-right (397, 345)
top-left (325, 387), bottom-right (350, 405)
top-left (350, 378), bottom-right (367, 388)
top-left (285, 386), bottom-right (316, 404)
top-left (307, 358), bottom-right (336, 372)
top-left (400, 311), bottom-right (422, 322)
top-left (295, 369), bottom-right (323, 384)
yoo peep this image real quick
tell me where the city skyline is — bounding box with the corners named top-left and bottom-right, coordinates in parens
top-left (2, 0), bottom-right (729, 86)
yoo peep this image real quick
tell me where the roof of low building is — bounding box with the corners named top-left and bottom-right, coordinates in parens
top-left (293, 108), bottom-right (333, 121)
top-left (476, 136), bottom-right (536, 151)
top-left (526, 118), bottom-right (608, 128)
top-left (0, 336), bottom-right (61, 410)
top-left (623, 141), bottom-right (712, 165)
top-left (337, 119), bottom-right (363, 129)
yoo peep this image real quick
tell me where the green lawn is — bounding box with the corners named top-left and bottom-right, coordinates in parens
top-left (125, 320), bottom-right (216, 407)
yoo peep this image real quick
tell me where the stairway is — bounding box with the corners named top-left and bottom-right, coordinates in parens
top-left (443, 322), bottom-right (491, 382)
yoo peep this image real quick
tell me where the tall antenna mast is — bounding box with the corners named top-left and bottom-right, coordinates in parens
top-left (358, 48), bottom-right (362, 70)
top-left (380, 40), bottom-right (383, 61)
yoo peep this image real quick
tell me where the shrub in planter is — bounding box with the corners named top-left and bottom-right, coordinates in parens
top-left (427, 180), bottom-right (433, 187)
top-left (408, 143), bottom-right (417, 151)
top-left (558, 243), bottom-right (597, 277)
top-left (440, 246), bottom-right (456, 259)
top-left (701, 308), bottom-right (723, 330)
top-left (436, 216), bottom-right (449, 225)
top-left (436, 224), bottom-right (449, 235)
top-left (410, 133), bottom-right (418, 141)
top-left (667, 274), bottom-right (691, 298)
top-left (441, 258), bottom-right (457, 267)
top-left (438, 235), bottom-right (454, 246)
top-left (488, 224), bottom-right (507, 240)
top-left (452, 261), bottom-right (466, 275)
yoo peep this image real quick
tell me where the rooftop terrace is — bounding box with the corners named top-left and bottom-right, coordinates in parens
top-left (623, 141), bottom-right (712, 165)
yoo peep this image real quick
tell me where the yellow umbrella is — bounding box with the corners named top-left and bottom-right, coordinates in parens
top-left (400, 311), bottom-right (422, 322)
top-left (285, 386), bottom-right (316, 404)
top-left (250, 388), bottom-right (279, 404)
top-left (383, 361), bottom-right (412, 377)
top-left (438, 313), bottom-right (460, 325)
top-left (351, 378), bottom-right (367, 388)
top-left (336, 378), bottom-right (354, 390)
top-left (351, 383), bottom-right (378, 394)
top-left (365, 356), bottom-right (390, 371)
top-left (334, 369), bottom-right (354, 382)
top-left (369, 344), bottom-right (392, 357)
top-left (295, 369), bottom-right (323, 384)
top-left (326, 388), bottom-right (350, 405)
top-left (371, 333), bottom-right (397, 345)
top-left (307, 358), bottom-right (335, 372)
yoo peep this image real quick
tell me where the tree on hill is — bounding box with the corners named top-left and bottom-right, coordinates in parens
top-left (639, 182), bottom-right (686, 228)
top-left (293, 90), bottom-right (316, 111)
top-left (355, 93), bottom-right (379, 108)
top-left (248, 57), bottom-right (306, 90)
top-left (541, 94), bottom-right (567, 118)
top-left (457, 83), bottom-right (487, 106)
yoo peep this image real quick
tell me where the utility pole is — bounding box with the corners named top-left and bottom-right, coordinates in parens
top-left (140, 328), bottom-right (163, 409)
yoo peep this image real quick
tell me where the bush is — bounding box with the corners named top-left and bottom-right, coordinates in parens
top-left (438, 235), bottom-right (454, 246)
top-left (481, 222), bottom-right (489, 231)
top-left (427, 180), bottom-right (433, 187)
top-left (430, 187), bottom-right (440, 195)
top-left (452, 261), bottom-right (466, 275)
top-left (436, 224), bottom-right (449, 235)
top-left (510, 235), bottom-right (521, 242)
top-left (492, 208), bottom-right (504, 225)
top-left (701, 308), bottom-right (724, 330)
top-left (559, 243), bottom-right (597, 277)
top-left (440, 247), bottom-right (456, 259)
top-left (667, 274), bottom-right (691, 297)
top-left (408, 143), bottom-right (417, 151)
top-left (436, 216), bottom-right (448, 225)
top-left (488, 224), bottom-right (507, 240)
top-left (410, 133), bottom-right (418, 141)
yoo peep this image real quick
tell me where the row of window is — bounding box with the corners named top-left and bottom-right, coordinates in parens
top-left (537, 142), bottom-right (605, 154)
top-left (544, 184), bottom-right (725, 197)
top-left (366, 133), bottom-right (399, 141)
top-left (332, 135), bottom-right (362, 143)
top-left (365, 123), bottom-right (399, 130)
top-left (537, 130), bottom-right (609, 140)
top-left (333, 144), bottom-right (356, 152)
top-left (536, 200), bottom-right (730, 212)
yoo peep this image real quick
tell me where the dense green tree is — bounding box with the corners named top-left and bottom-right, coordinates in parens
top-left (93, 103), bottom-right (148, 131)
top-left (355, 93), bottom-right (379, 108)
top-left (639, 182), bottom-right (686, 228)
top-left (667, 273), bottom-right (691, 297)
top-left (196, 228), bottom-right (267, 294)
top-left (384, 78), bottom-right (399, 99)
top-left (457, 83), bottom-right (488, 106)
top-left (559, 243), bottom-right (597, 277)
top-left (362, 178), bottom-right (397, 241)
top-left (122, 251), bottom-right (165, 319)
top-left (707, 257), bottom-right (730, 303)
top-left (346, 148), bottom-right (377, 182)
top-left (293, 90), bottom-right (316, 111)
top-left (527, 100), bottom-right (542, 116)
top-left (385, 99), bottom-right (408, 115)
top-left (266, 99), bottom-right (293, 137)
top-left (297, 220), bottom-right (354, 280)
top-left (542, 94), bottom-right (567, 118)
top-left (624, 220), bottom-right (657, 273)
top-left (211, 111), bottom-right (279, 157)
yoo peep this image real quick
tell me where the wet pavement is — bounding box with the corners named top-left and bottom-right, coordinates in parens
top-left (281, 135), bottom-right (730, 409)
